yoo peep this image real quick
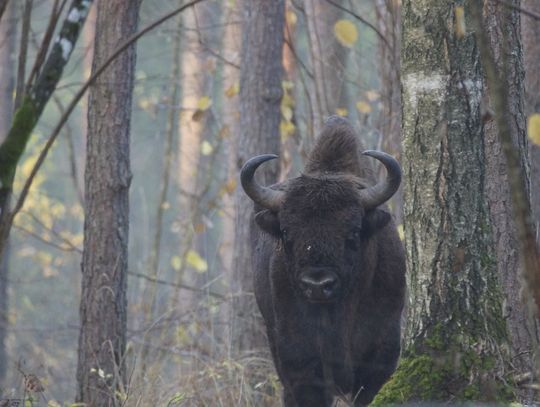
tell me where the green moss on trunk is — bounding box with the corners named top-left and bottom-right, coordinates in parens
top-left (373, 327), bottom-right (515, 405)
top-left (0, 97), bottom-right (37, 189)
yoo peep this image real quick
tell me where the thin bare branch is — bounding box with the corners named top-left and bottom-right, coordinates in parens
top-left (128, 271), bottom-right (225, 300)
top-left (19, 210), bottom-right (83, 253)
top-left (52, 95), bottom-right (84, 206)
top-left (13, 223), bottom-right (81, 253)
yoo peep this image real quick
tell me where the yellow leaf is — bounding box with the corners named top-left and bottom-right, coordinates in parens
top-left (186, 249), bottom-right (208, 273)
top-left (282, 80), bottom-right (294, 90)
top-left (365, 90), bottom-right (380, 101)
top-left (455, 6), bottom-right (466, 39)
top-left (286, 10), bottom-right (297, 26)
top-left (138, 97), bottom-right (152, 111)
top-left (194, 223), bottom-right (205, 234)
top-left (280, 120), bottom-right (296, 138)
top-left (225, 83), bottom-right (239, 98)
top-left (197, 96), bottom-right (212, 111)
top-left (356, 101), bottom-right (372, 114)
top-left (171, 256), bottom-right (182, 271)
top-left (201, 140), bottom-right (214, 156)
top-left (281, 105), bottom-right (293, 121)
top-left (334, 19), bottom-right (358, 48)
top-left (335, 108), bottom-right (348, 117)
top-left (528, 113), bottom-right (540, 145)
top-left (282, 91), bottom-right (293, 108)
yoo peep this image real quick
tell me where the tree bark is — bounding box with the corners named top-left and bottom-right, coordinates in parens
top-left (376, 1), bottom-right (512, 403)
top-left (219, 0), bottom-right (240, 342)
top-left (523, 0), bottom-right (540, 229)
top-left (475, 0), bottom-right (540, 393)
top-left (522, 0), bottom-right (540, 375)
top-left (231, 0), bottom-right (285, 353)
top-left (76, 1), bottom-right (141, 405)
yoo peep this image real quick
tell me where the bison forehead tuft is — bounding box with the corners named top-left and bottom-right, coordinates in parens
top-left (283, 174), bottom-right (368, 215)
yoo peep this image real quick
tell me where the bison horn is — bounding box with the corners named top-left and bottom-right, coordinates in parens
top-left (240, 154), bottom-right (285, 212)
top-left (359, 150), bottom-right (402, 209)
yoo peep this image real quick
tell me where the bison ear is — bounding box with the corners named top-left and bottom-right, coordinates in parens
top-left (254, 210), bottom-right (281, 237)
top-left (363, 209), bottom-right (391, 236)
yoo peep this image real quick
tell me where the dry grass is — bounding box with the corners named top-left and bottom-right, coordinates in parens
top-left (125, 351), bottom-right (281, 407)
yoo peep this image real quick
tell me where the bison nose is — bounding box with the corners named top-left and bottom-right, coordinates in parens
top-left (299, 268), bottom-right (340, 302)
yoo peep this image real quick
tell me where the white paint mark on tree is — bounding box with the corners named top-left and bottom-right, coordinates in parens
top-left (67, 8), bottom-right (81, 22)
top-left (59, 38), bottom-right (73, 60)
top-left (403, 73), bottom-right (447, 110)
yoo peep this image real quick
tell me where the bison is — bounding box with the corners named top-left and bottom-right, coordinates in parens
top-left (240, 116), bottom-right (406, 406)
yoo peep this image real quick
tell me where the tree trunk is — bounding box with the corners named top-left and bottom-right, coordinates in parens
top-left (480, 1), bottom-right (540, 394)
top-left (523, 0), bottom-right (540, 238)
top-left (0, 0), bottom-right (15, 387)
top-left (231, 0), bottom-right (285, 353)
top-left (522, 1), bottom-right (540, 377)
top-left (219, 0), bottom-right (240, 345)
top-left (76, 1), bottom-right (140, 405)
top-left (375, 1), bottom-right (511, 403)
top-left (172, 1), bottom-right (216, 307)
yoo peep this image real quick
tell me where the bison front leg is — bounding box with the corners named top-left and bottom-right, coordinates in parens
top-left (352, 343), bottom-right (400, 406)
top-left (276, 343), bottom-right (333, 407)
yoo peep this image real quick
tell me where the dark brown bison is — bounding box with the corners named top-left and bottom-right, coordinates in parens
top-left (240, 116), bottom-right (406, 406)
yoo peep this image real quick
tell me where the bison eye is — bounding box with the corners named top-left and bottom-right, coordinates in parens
top-left (345, 228), bottom-right (362, 250)
top-left (349, 228), bottom-right (362, 240)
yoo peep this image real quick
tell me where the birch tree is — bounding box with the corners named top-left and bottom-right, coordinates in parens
top-left (0, 0), bottom-right (93, 256)
top-left (0, 0), bottom-right (93, 387)
top-left (375, 1), bottom-right (513, 403)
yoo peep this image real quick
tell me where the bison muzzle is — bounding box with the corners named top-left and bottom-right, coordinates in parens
top-left (240, 116), bottom-right (406, 406)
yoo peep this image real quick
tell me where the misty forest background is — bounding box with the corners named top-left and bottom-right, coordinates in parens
top-left (0, 0), bottom-right (539, 406)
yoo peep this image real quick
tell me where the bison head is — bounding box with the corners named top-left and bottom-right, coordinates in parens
top-left (241, 117), bottom-right (401, 303)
